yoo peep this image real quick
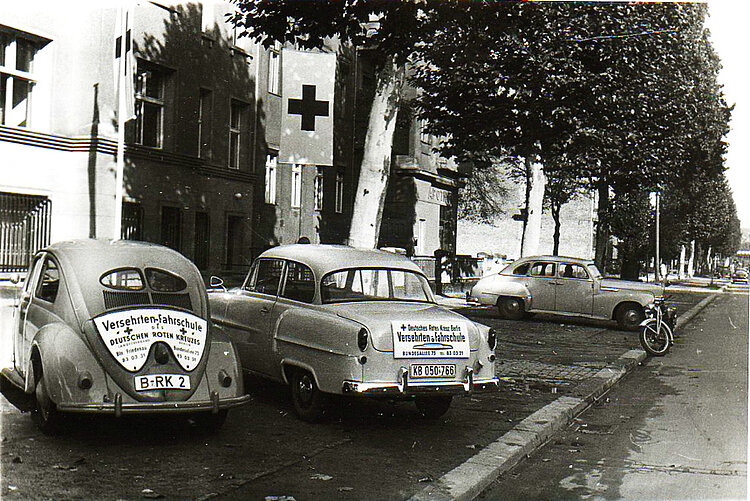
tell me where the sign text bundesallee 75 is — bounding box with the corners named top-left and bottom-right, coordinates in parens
top-left (391, 321), bottom-right (470, 359)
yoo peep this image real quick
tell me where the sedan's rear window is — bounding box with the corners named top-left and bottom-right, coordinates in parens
top-left (321, 268), bottom-right (431, 304)
top-left (145, 268), bottom-right (187, 292)
top-left (100, 268), bottom-right (145, 290)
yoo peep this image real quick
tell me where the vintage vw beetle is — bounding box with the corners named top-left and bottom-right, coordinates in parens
top-left (1, 240), bottom-right (249, 433)
top-left (209, 244), bottom-right (499, 422)
top-left (469, 255), bottom-right (671, 330)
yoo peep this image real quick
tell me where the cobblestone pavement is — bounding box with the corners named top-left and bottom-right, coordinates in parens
top-left (0, 290), bottom-right (714, 500)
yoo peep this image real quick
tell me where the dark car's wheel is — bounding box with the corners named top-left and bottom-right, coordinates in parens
top-left (190, 409), bottom-right (229, 432)
top-left (415, 396), bottom-right (453, 419)
top-left (32, 376), bottom-right (62, 435)
top-left (290, 369), bottom-right (329, 422)
top-left (616, 304), bottom-right (645, 331)
top-left (497, 297), bottom-right (525, 320)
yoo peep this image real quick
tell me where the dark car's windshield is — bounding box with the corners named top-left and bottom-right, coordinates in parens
top-left (321, 268), bottom-right (432, 304)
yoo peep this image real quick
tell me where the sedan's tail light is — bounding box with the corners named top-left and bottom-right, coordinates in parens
top-left (488, 328), bottom-right (497, 350)
top-left (357, 328), bottom-right (369, 351)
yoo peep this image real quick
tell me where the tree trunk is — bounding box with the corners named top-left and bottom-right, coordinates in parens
top-left (551, 202), bottom-right (561, 256)
top-left (346, 55), bottom-right (405, 249)
top-left (594, 182), bottom-right (610, 272)
top-left (679, 244), bottom-right (686, 279)
top-left (619, 238), bottom-right (641, 280)
top-left (520, 158), bottom-right (545, 257)
top-left (687, 239), bottom-right (696, 277)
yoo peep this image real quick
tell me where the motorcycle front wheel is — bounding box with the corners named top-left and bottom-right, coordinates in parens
top-left (639, 319), bottom-right (672, 356)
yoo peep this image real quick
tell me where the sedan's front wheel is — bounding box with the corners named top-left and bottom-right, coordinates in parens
top-left (616, 304), bottom-right (645, 331)
top-left (290, 370), bottom-right (329, 422)
top-left (497, 297), bottom-right (525, 320)
top-left (415, 396), bottom-right (453, 419)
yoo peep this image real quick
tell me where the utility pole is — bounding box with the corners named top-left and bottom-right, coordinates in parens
top-left (655, 190), bottom-right (661, 283)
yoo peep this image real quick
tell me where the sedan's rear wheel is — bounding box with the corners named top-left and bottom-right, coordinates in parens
top-left (290, 369), bottom-right (329, 422)
top-left (32, 376), bottom-right (62, 435)
top-left (415, 396), bottom-right (453, 419)
top-left (497, 297), bottom-right (525, 320)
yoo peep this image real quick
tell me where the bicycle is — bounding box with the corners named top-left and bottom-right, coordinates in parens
top-left (639, 296), bottom-right (678, 356)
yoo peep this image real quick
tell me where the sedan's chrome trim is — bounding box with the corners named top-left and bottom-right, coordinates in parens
top-left (342, 372), bottom-right (499, 396)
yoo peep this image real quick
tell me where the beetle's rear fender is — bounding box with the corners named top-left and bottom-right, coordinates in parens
top-left (31, 324), bottom-right (108, 405)
top-left (203, 325), bottom-right (245, 399)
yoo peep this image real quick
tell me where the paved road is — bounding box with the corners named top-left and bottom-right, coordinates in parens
top-left (0, 290), bottom-right (712, 500)
top-left (479, 291), bottom-right (748, 500)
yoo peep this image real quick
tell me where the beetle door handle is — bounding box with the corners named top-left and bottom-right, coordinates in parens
top-left (260, 306), bottom-right (270, 314)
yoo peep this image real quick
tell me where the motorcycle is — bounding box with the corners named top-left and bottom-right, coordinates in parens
top-left (639, 297), bottom-right (678, 356)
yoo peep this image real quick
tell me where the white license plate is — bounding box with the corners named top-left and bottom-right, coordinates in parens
top-left (134, 374), bottom-right (190, 391)
top-left (410, 364), bottom-right (456, 379)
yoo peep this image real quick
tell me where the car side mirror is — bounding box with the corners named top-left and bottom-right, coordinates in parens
top-left (209, 276), bottom-right (226, 291)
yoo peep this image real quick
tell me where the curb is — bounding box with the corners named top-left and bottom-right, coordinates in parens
top-left (410, 290), bottom-right (721, 501)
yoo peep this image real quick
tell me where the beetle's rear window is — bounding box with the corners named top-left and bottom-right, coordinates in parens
top-left (100, 268), bottom-right (145, 290)
top-left (145, 268), bottom-right (187, 292)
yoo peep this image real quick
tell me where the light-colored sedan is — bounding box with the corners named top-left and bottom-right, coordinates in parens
top-left (209, 244), bottom-right (499, 421)
top-left (469, 255), bottom-right (667, 330)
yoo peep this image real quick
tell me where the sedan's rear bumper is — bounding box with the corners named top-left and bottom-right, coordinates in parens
top-left (341, 367), bottom-right (499, 397)
top-left (57, 392), bottom-right (250, 416)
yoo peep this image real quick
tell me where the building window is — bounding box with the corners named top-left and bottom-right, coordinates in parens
top-left (198, 88), bottom-right (212, 159)
top-left (314, 167), bottom-right (324, 211)
top-left (160, 206), bottom-right (182, 251)
top-left (419, 118), bottom-right (430, 143)
top-left (121, 201), bottom-right (143, 240)
top-left (229, 99), bottom-right (247, 170)
top-left (265, 153), bottom-right (277, 205)
top-left (194, 212), bottom-right (210, 270)
top-left (291, 164), bottom-right (302, 209)
top-left (225, 214), bottom-right (245, 268)
top-left (135, 65), bottom-right (165, 148)
top-left (335, 171), bottom-right (344, 214)
top-left (0, 30), bottom-right (45, 127)
top-left (267, 47), bottom-right (280, 95)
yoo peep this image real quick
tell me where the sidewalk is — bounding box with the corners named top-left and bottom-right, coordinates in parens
top-left (416, 289), bottom-right (720, 501)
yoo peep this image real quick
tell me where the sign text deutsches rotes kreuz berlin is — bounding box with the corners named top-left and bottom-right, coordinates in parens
top-left (391, 321), bottom-right (470, 359)
top-left (93, 308), bottom-right (207, 372)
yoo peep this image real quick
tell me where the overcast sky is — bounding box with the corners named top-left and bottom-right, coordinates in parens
top-left (705, 0), bottom-right (750, 229)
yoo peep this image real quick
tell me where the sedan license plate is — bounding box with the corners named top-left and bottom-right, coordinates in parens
top-left (410, 364), bottom-right (456, 379)
top-left (135, 374), bottom-right (190, 391)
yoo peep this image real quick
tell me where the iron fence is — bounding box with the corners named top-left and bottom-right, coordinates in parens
top-left (0, 192), bottom-right (51, 273)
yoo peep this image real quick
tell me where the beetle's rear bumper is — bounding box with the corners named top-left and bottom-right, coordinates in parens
top-left (342, 367), bottom-right (499, 397)
top-left (57, 392), bottom-right (250, 416)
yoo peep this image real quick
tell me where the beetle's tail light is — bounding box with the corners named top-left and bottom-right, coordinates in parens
top-left (357, 328), bottom-right (369, 351)
top-left (488, 328), bottom-right (497, 350)
top-left (218, 370), bottom-right (232, 388)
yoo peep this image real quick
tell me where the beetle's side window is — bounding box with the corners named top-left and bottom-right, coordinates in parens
top-left (24, 257), bottom-right (45, 294)
top-left (281, 261), bottom-right (315, 303)
top-left (559, 263), bottom-right (589, 280)
top-left (35, 258), bottom-right (60, 304)
top-left (251, 259), bottom-right (284, 296)
top-left (529, 262), bottom-right (555, 277)
top-left (513, 263), bottom-right (530, 275)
